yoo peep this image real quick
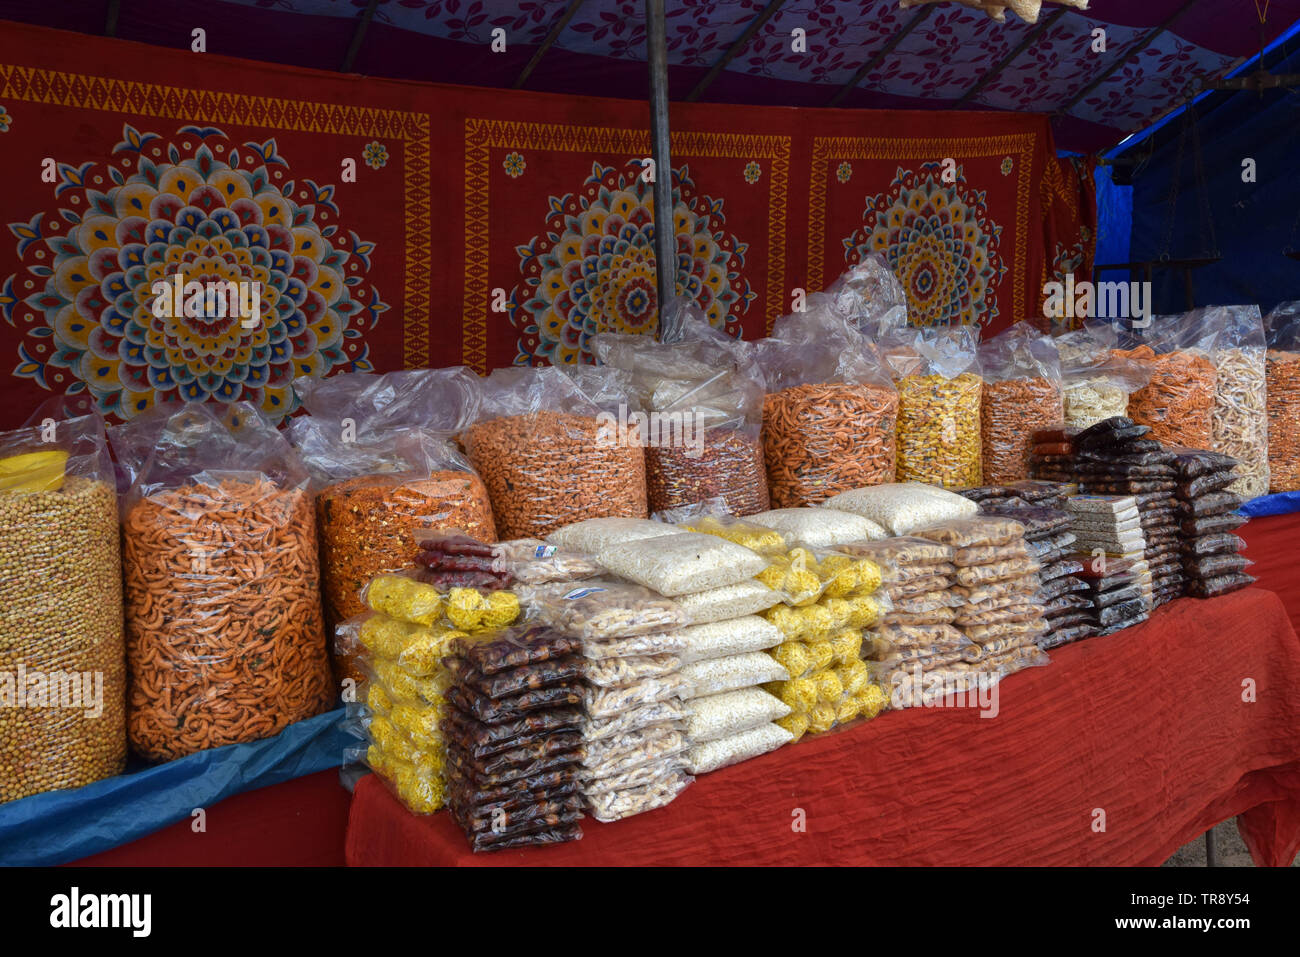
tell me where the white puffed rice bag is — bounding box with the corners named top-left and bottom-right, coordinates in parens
top-left (595, 532), bottom-right (768, 596)
top-left (822, 483), bottom-right (978, 536)
top-left (679, 615), bottom-right (783, 664)
top-left (675, 580), bottom-right (781, 624)
top-left (684, 687), bottom-right (790, 743)
top-left (750, 508), bottom-right (888, 547)
top-left (546, 517), bottom-right (678, 552)
top-left (687, 722), bottom-right (793, 775)
top-left (679, 651), bottom-right (788, 698)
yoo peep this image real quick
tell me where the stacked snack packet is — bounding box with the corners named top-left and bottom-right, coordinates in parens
top-left (1169, 448), bottom-right (1256, 598)
top-left (1062, 496), bottom-right (1153, 634)
top-left (913, 517), bottom-right (1050, 682)
top-left (519, 579), bottom-right (695, 823)
top-left (341, 573), bottom-right (521, 819)
top-left (835, 535), bottom-right (966, 710)
top-left (659, 516), bottom-right (806, 770)
top-left (976, 499), bottom-right (1088, 648)
top-left (1069, 418), bottom-right (1183, 607)
top-left (441, 623), bottom-right (586, 851)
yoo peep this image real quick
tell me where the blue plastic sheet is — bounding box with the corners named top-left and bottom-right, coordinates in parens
top-left (0, 707), bottom-right (348, 866)
top-left (1241, 492), bottom-right (1300, 518)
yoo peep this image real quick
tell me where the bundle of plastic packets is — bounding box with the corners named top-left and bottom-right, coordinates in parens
top-left (838, 535), bottom-right (963, 709)
top-left (1170, 448), bottom-right (1255, 598)
top-left (975, 500), bottom-right (1088, 648)
top-left (518, 580), bottom-right (696, 823)
top-left (913, 517), bottom-right (1050, 696)
top-left (441, 624), bottom-right (586, 851)
top-left (339, 573), bottom-right (522, 818)
top-left (1068, 418), bottom-right (1184, 607)
top-left (1062, 496), bottom-right (1154, 633)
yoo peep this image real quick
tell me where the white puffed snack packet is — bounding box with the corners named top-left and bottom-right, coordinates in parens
top-left (679, 651), bottom-right (789, 699)
top-left (684, 687), bottom-right (790, 743)
top-left (749, 508), bottom-right (888, 547)
top-left (675, 580), bottom-right (781, 624)
top-left (823, 483), bottom-right (979, 536)
top-left (687, 722), bottom-right (793, 775)
top-left (595, 531), bottom-right (768, 596)
top-left (678, 615), bottom-right (783, 664)
top-left (546, 517), bottom-right (678, 552)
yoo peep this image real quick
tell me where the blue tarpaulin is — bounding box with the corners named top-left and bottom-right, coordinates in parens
top-left (1117, 25), bottom-right (1300, 314)
top-left (1241, 491), bottom-right (1300, 518)
top-left (0, 708), bottom-right (348, 867)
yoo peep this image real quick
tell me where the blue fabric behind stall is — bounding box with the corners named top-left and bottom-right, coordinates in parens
top-left (1095, 164), bottom-right (1133, 270)
top-left (1122, 33), bottom-right (1300, 313)
top-left (0, 708), bottom-right (348, 866)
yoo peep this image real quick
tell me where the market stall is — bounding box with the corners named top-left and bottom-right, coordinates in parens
top-left (346, 586), bottom-right (1300, 867)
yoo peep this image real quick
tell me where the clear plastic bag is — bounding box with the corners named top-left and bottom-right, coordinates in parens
top-left (822, 482), bottom-right (979, 536)
top-left (1265, 301), bottom-right (1300, 492)
top-left (583, 653), bottom-right (683, 688)
top-left (832, 535), bottom-right (954, 566)
top-left (593, 325), bottom-right (770, 516)
top-left (519, 581), bottom-right (686, 639)
top-left (679, 616), bottom-right (783, 664)
top-left (954, 558), bottom-right (1041, 587)
top-left (883, 325), bottom-right (983, 488)
top-left (585, 772), bottom-right (692, 822)
top-left (979, 324), bottom-right (1064, 484)
top-left (546, 517), bottom-right (677, 552)
top-left (113, 403), bottom-right (333, 761)
top-left (1178, 491), bottom-right (1243, 518)
top-left (1185, 572), bottom-right (1255, 598)
top-left (581, 630), bottom-right (690, 661)
top-left (1113, 313), bottom-right (1218, 448)
top-left (447, 682), bottom-right (584, 725)
top-left (674, 580), bottom-right (782, 625)
top-left (687, 722), bottom-right (793, 775)
top-left (583, 698), bottom-right (691, 742)
top-left (584, 674), bottom-right (693, 719)
top-left (595, 531), bottom-right (768, 596)
top-left (0, 408), bottom-right (126, 802)
top-left (1182, 532), bottom-right (1247, 557)
top-left (952, 540), bottom-right (1031, 567)
top-left (756, 304), bottom-right (900, 506)
top-left (1198, 305), bottom-right (1270, 498)
top-left (1184, 552), bottom-right (1252, 579)
top-left (749, 507), bottom-right (888, 547)
top-left (691, 686), bottom-right (790, 743)
top-left (680, 651), bottom-right (789, 698)
top-left (461, 367), bottom-right (648, 539)
top-left (581, 724), bottom-right (687, 771)
top-left (912, 516), bottom-right (1027, 549)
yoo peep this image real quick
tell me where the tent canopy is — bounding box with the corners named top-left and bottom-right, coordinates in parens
top-left (3, 0), bottom-right (1298, 153)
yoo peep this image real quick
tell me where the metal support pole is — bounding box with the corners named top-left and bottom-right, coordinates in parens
top-left (646, 0), bottom-right (674, 340)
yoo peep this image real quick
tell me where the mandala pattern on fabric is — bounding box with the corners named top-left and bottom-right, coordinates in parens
top-left (0, 123), bottom-right (386, 421)
top-left (842, 161), bottom-right (1005, 327)
top-left (509, 161), bottom-right (753, 365)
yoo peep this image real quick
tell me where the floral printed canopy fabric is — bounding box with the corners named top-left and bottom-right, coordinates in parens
top-left (0, 22), bottom-right (1087, 428)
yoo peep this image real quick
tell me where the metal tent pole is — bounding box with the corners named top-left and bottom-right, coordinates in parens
top-left (646, 0), bottom-right (674, 340)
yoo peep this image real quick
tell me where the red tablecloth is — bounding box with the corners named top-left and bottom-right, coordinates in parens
top-left (346, 587), bottom-right (1300, 866)
top-left (1239, 511), bottom-right (1300, 628)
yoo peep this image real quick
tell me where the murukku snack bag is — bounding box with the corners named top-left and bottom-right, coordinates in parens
top-left (1199, 305), bottom-right (1269, 499)
top-left (1113, 313), bottom-right (1217, 449)
top-left (593, 313), bottom-right (769, 516)
top-left (288, 369), bottom-right (494, 689)
top-left (0, 405), bottom-right (126, 802)
top-left (883, 325), bottom-right (983, 488)
top-left (978, 324), bottom-right (1063, 485)
top-left (1264, 302), bottom-right (1300, 493)
top-left (756, 296), bottom-right (899, 507)
top-left (112, 403), bottom-right (333, 762)
top-left (461, 366), bottom-right (648, 540)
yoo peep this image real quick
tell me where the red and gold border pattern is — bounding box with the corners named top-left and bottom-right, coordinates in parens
top-left (808, 133), bottom-right (1037, 323)
top-left (0, 62), bottom-right (433, 367)
top-left (463, 119), bottom-right (791, 372)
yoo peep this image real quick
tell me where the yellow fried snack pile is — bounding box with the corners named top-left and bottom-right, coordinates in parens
top-left (354, 579), bottom-right (523, 815)
top-left (761, 546), bottom-right (887, 741)
top-left (681, 515), bottom-right (788, 555)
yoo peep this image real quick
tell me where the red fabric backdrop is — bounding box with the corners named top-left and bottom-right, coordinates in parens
top-left (0, 21), bottom-right (1083, 429)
